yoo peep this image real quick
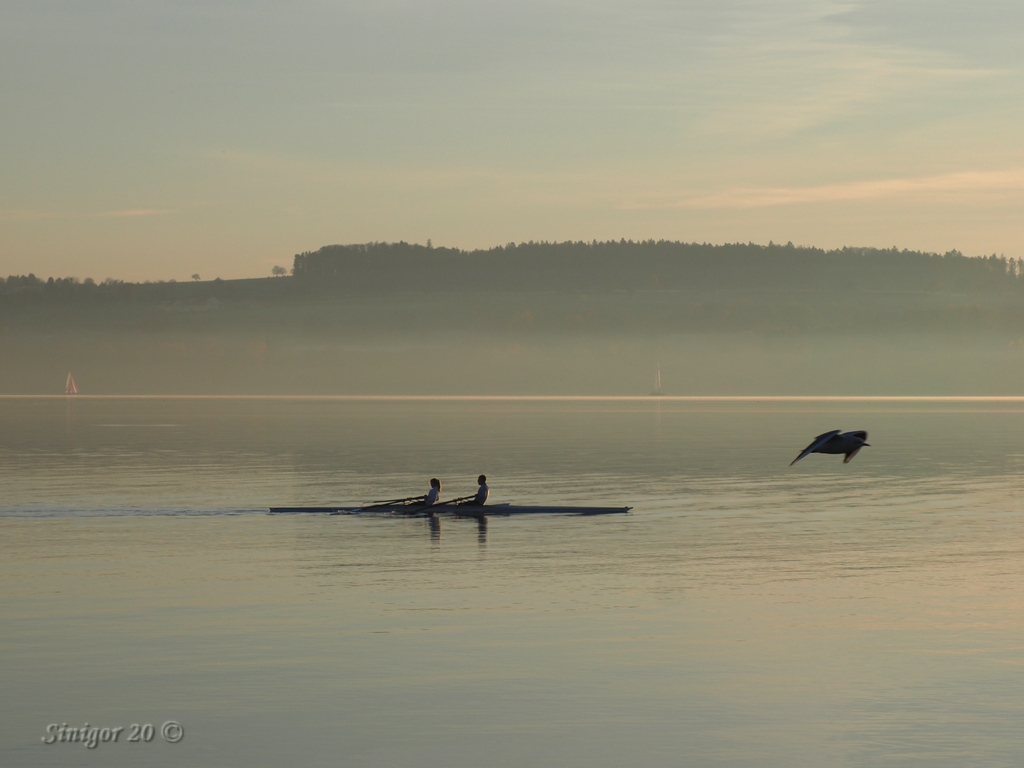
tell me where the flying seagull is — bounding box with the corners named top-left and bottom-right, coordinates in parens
top-left (790, 430), bottom-right (869, 466)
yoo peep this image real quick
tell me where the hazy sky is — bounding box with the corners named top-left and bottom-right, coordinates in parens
top-left (2, 0), bottom-right (1023, 281)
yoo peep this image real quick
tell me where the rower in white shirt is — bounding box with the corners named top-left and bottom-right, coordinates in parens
top-left (471, 475), bottom-right (489, 506)
top-left (423, 478), bottom-right (441, 507)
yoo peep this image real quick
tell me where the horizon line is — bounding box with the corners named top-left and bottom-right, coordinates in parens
top-left (7, 395), bottom-right (1024, 402)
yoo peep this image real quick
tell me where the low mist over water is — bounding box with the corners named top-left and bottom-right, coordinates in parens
top-left (5, 241), bottom-right (1024, 395)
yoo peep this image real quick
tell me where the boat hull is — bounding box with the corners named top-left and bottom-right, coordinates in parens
top-left (269, 503), bottom-right (630, 516)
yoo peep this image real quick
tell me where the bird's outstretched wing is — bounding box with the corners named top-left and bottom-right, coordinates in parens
top-left (843, 447), bottom-right (863, 463)
top-left (843, 430), bottom-right (868, 441)
top-left (790, 430), bottom-right (842, 465)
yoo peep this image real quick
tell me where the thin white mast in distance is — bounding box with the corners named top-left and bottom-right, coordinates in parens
top-left (651, 364), bottom-right (663, 396)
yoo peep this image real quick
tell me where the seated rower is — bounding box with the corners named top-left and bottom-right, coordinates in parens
top-left (423, 478), bottom-right (441, 507)
top-left (471, 474), bottom-right (488, 506)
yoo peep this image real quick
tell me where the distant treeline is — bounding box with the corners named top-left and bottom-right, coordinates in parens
top-left (291, 240), bottom-right (1022, 295)
top-left (1, 275), bottom-right (156, 301)
top-left (8, 241), bottom-right (1024, 395)
top-left (3, 240), bottom-right (1022, 302)
top-left (0, 274), bottom-right (252, 305)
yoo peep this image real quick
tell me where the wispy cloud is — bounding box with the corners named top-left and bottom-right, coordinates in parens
top-left (669, 169), bottom-right (1024, 209)
top-left (92, 208), bottom-right (170, 218)
top-left (202, 147), bottom-right (597, 190)
top-left (1, 209), bottom-right (171, 221)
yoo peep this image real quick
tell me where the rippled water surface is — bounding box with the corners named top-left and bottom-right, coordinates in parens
top-left (3, 397), bottom-right (1024, 767)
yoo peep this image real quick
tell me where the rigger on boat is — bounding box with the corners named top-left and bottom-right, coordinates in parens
top-left (269, 503), bottom-right (631, 516)
top-left (269, 475), bottom-right (631, 517)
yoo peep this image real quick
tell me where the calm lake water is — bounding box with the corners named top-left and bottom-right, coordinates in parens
top-left (3, 396), bottom-right (1024, 767)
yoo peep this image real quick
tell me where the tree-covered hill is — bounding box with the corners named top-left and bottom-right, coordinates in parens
top-left (5, 241), bottom-right (1024, 395)
top-left (4, 240), bottom-right (1022, 303)
top-left (3, 240), bottom-right (1023, 337)
top-left (292, 240), bottom-right (1021, 295)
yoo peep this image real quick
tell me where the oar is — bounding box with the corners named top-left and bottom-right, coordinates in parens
top-left (331, 495), bottom-right (426, 515)
top-left (396, 495), bottom-right (476, 516)
top-left (438, 495), bottom-right (476, 507)
top-left (367, 495), bottom-right (424, 506)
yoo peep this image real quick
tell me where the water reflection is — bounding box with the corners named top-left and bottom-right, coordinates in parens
top-left (447, 508), bottom-right (489, 546)
top-left (65, 397), bottom-right (77, 435)
top-left (7, 398), bottom-right (1024, 767)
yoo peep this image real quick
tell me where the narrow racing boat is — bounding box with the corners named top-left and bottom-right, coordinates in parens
top-left (269, 503), bottom-right (630, 516)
